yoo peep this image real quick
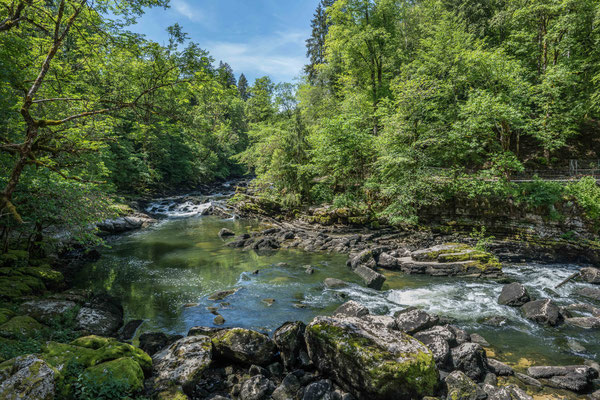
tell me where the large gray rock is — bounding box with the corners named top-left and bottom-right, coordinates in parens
top-left (482, 384), bottom-right (533, 400)
top-left (577, 287), bottom-right (600, 301)
top-left (304, 315), bottom-right (438, 400)
top-left (240, 375), bottom-right (275, 400)
top-left (487, 359), bottom-right (513, 376)
top-left (377, 253), bottom-right (401, 269)
top-left (353, 265), bottom-right (386, 290)
top-left (271, 373), bottom-right (302, 400)
top-left (450, 343), bottom-right (489, 381)
top-left (349, 249), bottom-right (376, 270)
top-left (212, 328), bottom-right (276, 366)
top-left (413, 330), bottom-right (450, 367)
top-left (76, 306), bottom-right (122, 336)
top-left (565, 316), bottom-right (600, 329)
top-left (395, 308), bottom-right (439, 335)
top-left (97, 215), bottom-right (155, 233)
top-left (19, 300), bottom-right (77, 325)
top-left (151, 335), bottom-right (212, 392)
top-left (303, 379), bottom-right (333, 400)
top-left (444, 370), bottom-right (484, 400)
top-left (580, 267), bottom-right (600, 284)
top-left (521, 299), bottom-right (563, 326)
top-left (273, 321), bottom-right (306, 370)
top-left (333, 301), bottom-right (369, 318)
top-left (527, 365), bottom-right (598, 392)
top-left (0, 355), bottom-right (58, 400)
top-left (498, 283), bottom-right (530, 307)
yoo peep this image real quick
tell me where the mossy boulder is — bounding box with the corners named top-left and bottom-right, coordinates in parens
top-left (42, 335), bottom-right (152, 375)
top-left (0, 308), bottom-right (15, 325)
top-left (157, 387), bottom-right (189, 400)
top-left (0, 355), bottom-right (59, 400)
top-left (0, 316), bottom-right (46, 339)
top-left (0, 250), bottom-right (29, 267)
top-left (211, 328), bottom-right (276, 366)
top-left (83, 357), bottom-right (144, 393)
top-left (305, 315), bottom-right (439, 400)
top-left (0, 276), bottom-right (35, 299)
top-left (445, 370), bottom-right (483, 400)
top-left (21, 266), bottom-right (64, 286)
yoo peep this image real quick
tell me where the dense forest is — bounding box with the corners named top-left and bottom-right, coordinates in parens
top-left (1, 0), bottom-right (600, 252)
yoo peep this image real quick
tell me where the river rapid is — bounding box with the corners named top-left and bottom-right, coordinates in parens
top-left (73, 192), bottom-right (600, 369)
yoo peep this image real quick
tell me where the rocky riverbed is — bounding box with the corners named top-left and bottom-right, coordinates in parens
top-left (2, 183), bottom-right (600, 399)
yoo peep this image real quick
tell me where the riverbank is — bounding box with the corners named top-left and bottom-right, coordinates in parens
top-left (2, 183), bottom-right (600, 399)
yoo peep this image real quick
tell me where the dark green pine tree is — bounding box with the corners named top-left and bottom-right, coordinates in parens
top-left (218, 61), bottom-right (237, 88)
top-left (305, 0), bottom-right (335, 83)
top-left (237, 73), bottom-right (250, 100)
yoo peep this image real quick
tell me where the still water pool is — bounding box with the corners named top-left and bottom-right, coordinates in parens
top-left (73, 215), bottom-right (599, 368)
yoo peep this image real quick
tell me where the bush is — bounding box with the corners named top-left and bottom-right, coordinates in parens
top-left (567, 177), bottom-right (600, 222)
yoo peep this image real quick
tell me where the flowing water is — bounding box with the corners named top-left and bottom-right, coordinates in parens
top-left (73, 198), bottom-right (600, 369)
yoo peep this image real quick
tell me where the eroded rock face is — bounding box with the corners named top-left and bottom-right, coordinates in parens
top-left (498, 283), bottom-right (530, 307)
top-left (305, 315), bottom-right (438, 400)
top-left (521, 299), bottom-right (563, 326)
top-left (0, 355), bottom-right (58, 400)
top-left (152, 335), bottom-right (213, 392)
top-left (212, 328), bottom-right (276, 366)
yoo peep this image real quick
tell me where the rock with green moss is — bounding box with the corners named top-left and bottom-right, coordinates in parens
top-left (152, 335), bottom-right (212, 392)
top-left (0, 316), bottom-right (46, 339)
top-left (398, 244), bottom-right (502, 278)
top-left (212, 327), bottom-right (276, 366)
top-left (445, 370), bottom-right (483, 400)
top-left (157, 386), bottom-right (189, 400)
top-left (83, 357), bottom-right (144, 393)
top-left (0, 250), bottom-right (29, 267)
top-left (20, 266), bottom-right (64, 286)
top-left (42, 335), bottom-right (152, 375)
top-left (0, 277), bottom-right (35, 299)
top-left (19, 300), bottom-right (77, 325)
top-left (0, 308), bottom-right (15, 325)
top-left (305, 315), bottom-right (439, 400)
top-left (0, 355), bottom-right (59, 400)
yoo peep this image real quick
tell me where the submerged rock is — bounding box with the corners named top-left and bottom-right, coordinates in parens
top-left (577, 287), bottom-right (600, 301)
top-left (219, 228), bottom-right (235, 238)
top-left (212, 328), bottom-right (276, 366)
top-left (565, 316), bottom-right (600, 329)
top-left (152, 335), bottom-right (213, 392)
top-left (521, 299), bottom-right (563, 326)
top-left (498, 283), bottom-right (531, 307)
top-left (305, 314), bottom-right (438, 399)
top-left (323, 278), bottom-right (348, 289)
top-left (208, 288), bottom-right (239, 301)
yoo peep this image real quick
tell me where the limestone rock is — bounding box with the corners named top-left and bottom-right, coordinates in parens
top-left (450, 343), bottom-right (489, 381)
top-left (395, 308), bottom-right (439, 335)
top-left (0, 355), bottom-right (58, 400)
top-left (498, 283), bottom-right (530, 307)
top-left (521, 299), bottom-right (563, 326)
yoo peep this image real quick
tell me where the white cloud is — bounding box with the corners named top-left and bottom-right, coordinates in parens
top-left (206, 30), bottom-right (308, 82)
top-left (171, 0), bottom-right (206, 23)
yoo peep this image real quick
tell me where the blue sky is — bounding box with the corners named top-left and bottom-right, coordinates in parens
top-left (132, 0), bottom-right (321, 84)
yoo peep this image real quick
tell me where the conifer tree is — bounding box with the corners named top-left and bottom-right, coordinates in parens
top-left (238, 73), bottom-right (250, 100)
top-left (305, 0), bottom-right (335, 82)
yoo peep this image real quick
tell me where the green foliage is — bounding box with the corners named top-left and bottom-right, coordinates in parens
top-left (471, 227), bottom-right (495, 252)
top-left (567, 177), bottom-right (600, 222)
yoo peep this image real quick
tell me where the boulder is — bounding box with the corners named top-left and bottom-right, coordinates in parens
top-left (521, 299), bottom-right (563, 326)
top-left (0, 316), bottom-right (45, 339)
top-left (273, 322), bottom-right (306, 370)
top-left (212, 328), bottom-right (276, 366)
top-left (470, 333), bottom-right (489, 347)
top-left (139, 332), bottom-right (183, 356)
top-left (377, 253), bottom-right (401, 269)
top-left (565, 316), bottom-right (600, 329)
top-left (85, 357), bottom-right (144, 393)
top-left (444, 370), bottom-right (484, 400)
top-left (219, 228), bottom-right (235, 238)
top-left (577, 287), bottom-right (600, 301)
top-left (19, 300), bottom-right (77, 325)
top-left (305, 315), bottom-right (438, 399)
top-left (0, 308), bottom-right (15, 325)
top-left (482, 384), bottom-right (533, 400)
top-left (333, 301), bottom-right (369, 318)
top-left (118, 319), bottom-right (144, 342)
top-left (580, 267), bottom-right (600, 284)
top-left (349, 250), bottom-right (376, 270)
top-left (239, 374), bottom-right (275, 400)
top-left (152, 335), bottom-right (212, 392)
top-left (487, 359), bottom-right (513, 376)
top-left (271, 373), bottom-right (302, 400)
top-left (352, 265), bottom-right (386, 290)
top-left (498, 283), bottom-right (530, 307)
top-left (303, 379), bottom-right (333, 400)
top-left (76, 306), bottom-right (122, 336)
top-left (323, 278), bottom-right (348, 289)
top-left (450, 343), bottom-right (489, 381)
top-left (0, 355), bottom-right (58, 400)
top-left (413, 330), bottom-right (450, 367)
top-left (97, 215), bottom-right (155, 233)
top-left (395, 308), bottom-right (439, 335)
top-left (515, 372), bottom-right (542, 388)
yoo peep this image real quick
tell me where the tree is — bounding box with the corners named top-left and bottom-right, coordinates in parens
top-left (305, 0), bottom-right (336, 82)
top-left (238, 73), bottom-right (250, 100)
top-left (245, 77), bottom-right (275, 123)
top-left (218, 61), bottom-right (237, 88)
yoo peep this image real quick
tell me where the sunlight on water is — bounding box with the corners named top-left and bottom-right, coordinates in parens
top-left (74, 215), bottom-right (599, 366)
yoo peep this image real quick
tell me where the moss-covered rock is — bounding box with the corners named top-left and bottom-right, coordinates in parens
top-left (0, 355), bottom-right (59, 400)
top-left (0, 308), bottom-right (15, 325)
top-left (157, 387), bottom-right (189, 400)
top-left (0, 277), bottom-right (34, 299)
top-left (0, 316), bottom-right (46, 339)
top-left (211, 327), bottom-right (276, 366)
top-left (21, 266), bottom-right (64, 286)
top-left (83, 357), bottom-right (144, 393)
top-left (0, 250), bottom-right (29, 267)
top-left (305, 315), bottom-right (439, 400)
top-left (42, 335), bottom-right (152, 375)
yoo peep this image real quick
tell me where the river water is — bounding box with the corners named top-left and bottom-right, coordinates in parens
top-left (73, 202), bottom-right (599, 369)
